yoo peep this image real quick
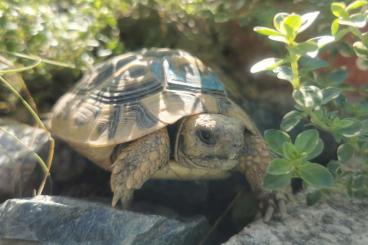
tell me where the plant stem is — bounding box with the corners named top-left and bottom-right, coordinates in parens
top-left (288, 45), bottom-right (301, 89)
top-left (306, 110), bottom-right (331, 132)
top-left (0, 59), bottom-right (41, 74)
top-left (0, 76), bottom-right (45, 127)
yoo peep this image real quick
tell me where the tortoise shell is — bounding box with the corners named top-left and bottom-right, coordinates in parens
top-left (50, 48), bottom-right (257, 147)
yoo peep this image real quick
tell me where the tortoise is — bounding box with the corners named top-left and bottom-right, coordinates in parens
top-left (49, 48), bottom-right (284, 218)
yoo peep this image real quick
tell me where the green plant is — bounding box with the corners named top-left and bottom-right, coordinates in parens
top-left (0, 0), bottom-right (125, 67)
top-left (251, 0), bottom-right (368, 199)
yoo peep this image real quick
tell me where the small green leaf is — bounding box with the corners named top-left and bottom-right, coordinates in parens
top-left (253, 27), bottom-right (282, 36)
top-left (268, 35), bottom-right (288, 43)
top-left (335, 29), bottom-right (351, 41)
top-left (357, 57), bottom-right (368, 70)
top-left (264, 129), bottom-right (291, 155)
top-left (283, 14), bottom-right (303, 30)
top-left (295, 129), bottom-right (320, 155)
top-left (333, 118), bottom-right (362, 137)
top-left (331, 2), bottom-right (348, 18)
top-left (281, 110), bottom-right (303, 131)
top-left (333, 118), bottom-right (355, 128)
top-left (281, 14), bottom-right (302, 40)
top-left (327, 160), bottom-right (341, 176)
top-left (214, 13), bottom-right (231, 23)
top-left (326, 69), bottom-right (347, 85)
top-left (349, 175), bottom-right (368, 198)
top-left (362, 32), bottom-right (368, 45)
top-left (272, 66), bottom-right (292, 81)
top-left (340, 121), bottom-right (361, 138)
top-left (306, 190), bottom-right (322, 206)
top-left (331, 19), bottom-right (340, 36)
top-left (339, 13), bottom-right (367, 28)
top-left (282, 142), bottom-right (301, 160)
top-left (299, 57), bottom-right (329, 71)
top-left (294, 41), bottom-right (319, 56)
top-left (299, 11), bottom-right (320, 33)
top-left (353, 41), bottom-right (368, 58)
top-left (322, 87), bottom-right (341, 104)
top-left (301, 36), bottom-right (334, 58)
top-left (340, 42), bottom-right (356, 56)
top-left (362, 119), bottom-right (368, 133)
top-left (306, 139), bottom-right (324, 160)
top-left (293, 85), bottom-right (323, 109)
top-left (337, 143), bottom-right (354, 162)
top-left (309, 36), bottom-right (335, 48)
top-left (250, 58), bottom-right (283, 73)
top-left (346, 0), bottom-right (368, 12)
top-left (273, 12), bottom-right (289, 31)
top-left (267, 158), bottom-right (294, 175)
top-left (263, 173), bottom-right (292, 190)
top-left (298, 163), bottom-right (334, 188)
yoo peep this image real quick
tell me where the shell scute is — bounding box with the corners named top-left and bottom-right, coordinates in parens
top-left (50, 48), bottom-right (254, 146)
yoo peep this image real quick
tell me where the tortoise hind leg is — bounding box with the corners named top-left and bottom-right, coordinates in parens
top-left (110, 128), bottom-right (170, 208)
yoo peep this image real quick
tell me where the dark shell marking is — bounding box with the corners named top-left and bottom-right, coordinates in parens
top-left (50, 48), bottom-right (230, 146)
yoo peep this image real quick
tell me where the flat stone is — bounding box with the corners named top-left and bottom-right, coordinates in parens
top-left (223, 194), bottom-right (368, 245)
top-left (0, 195), bottom-right (208, 245)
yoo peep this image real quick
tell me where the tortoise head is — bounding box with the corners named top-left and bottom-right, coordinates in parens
top-left (175, 113), bottom-right (255, 170)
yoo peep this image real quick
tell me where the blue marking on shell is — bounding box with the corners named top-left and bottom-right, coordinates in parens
top-left (150, 60), bottom-right (164, 83)
top-left (163, 58), bottom-right (226, 94)
top-left (200, 74), bottom-right (225, 93)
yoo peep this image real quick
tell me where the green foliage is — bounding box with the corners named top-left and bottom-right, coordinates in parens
top-left (264, 129), bottom-right (331, 190)
top-left (252, 1), bottom-right (368, 198)
top-left (0, 0), bottom-right (282, 70)
top-left (251, 11), bottom-right (334, 89)
top-left (0, 0), bottom-right (126, 68)
top-left (330, 0), bottom-right (368, 64)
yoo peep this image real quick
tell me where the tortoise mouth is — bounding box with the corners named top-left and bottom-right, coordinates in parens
top-left (178, 149), bottom-right (239, 170)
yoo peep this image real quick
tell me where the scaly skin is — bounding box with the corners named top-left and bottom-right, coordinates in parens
top-left (239, 135), bottom-right (271, 195)
top-left (110, 128), bottom-right (169, 208)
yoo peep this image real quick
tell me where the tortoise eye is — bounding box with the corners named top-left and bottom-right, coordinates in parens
top-left (196, 129), bottom-right (216, 145)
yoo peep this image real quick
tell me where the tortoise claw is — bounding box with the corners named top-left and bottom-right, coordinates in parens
top-left (111, 189), bottom-right (133, 209)
top-left (258, 191), bottom-right (291, 222)
top-left (277, 193), bottom-right (288, 218)
top-left (263, 201), bottom-right (275, 222)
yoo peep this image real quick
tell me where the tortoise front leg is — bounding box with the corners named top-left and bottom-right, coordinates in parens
top-left (110, 128), bottom-right (170, 208)
top-left (239, 135), bottom-right (271, 194)
top-left (239, 135), bottom-right (288, 221)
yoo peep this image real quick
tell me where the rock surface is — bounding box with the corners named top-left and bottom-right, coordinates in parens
top-left (223, 194), bottom-right (368, 245)
top-left (0, 119), bottom-right (90, 202)
top-left (50, 141), bottom-right (89, 183)
top-left (0, 195), bottom-right (208, 245)
top-left (0, 119), bottom-right (50, 200)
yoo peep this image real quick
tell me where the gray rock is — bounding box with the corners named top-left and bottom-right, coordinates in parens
top-left (51, 140), bottom-right (88, 183)
top-left (0, 119), bottom-right (50, 199)
top-left (223, 194), bottom-right (368, 245)
top-left (0, 195), bottom-right (208, 245)
top-left (0, 119), bottom-right (89, 201)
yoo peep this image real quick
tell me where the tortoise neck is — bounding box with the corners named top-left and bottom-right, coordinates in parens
top-left (167, 118), bottom-right (188, 163)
